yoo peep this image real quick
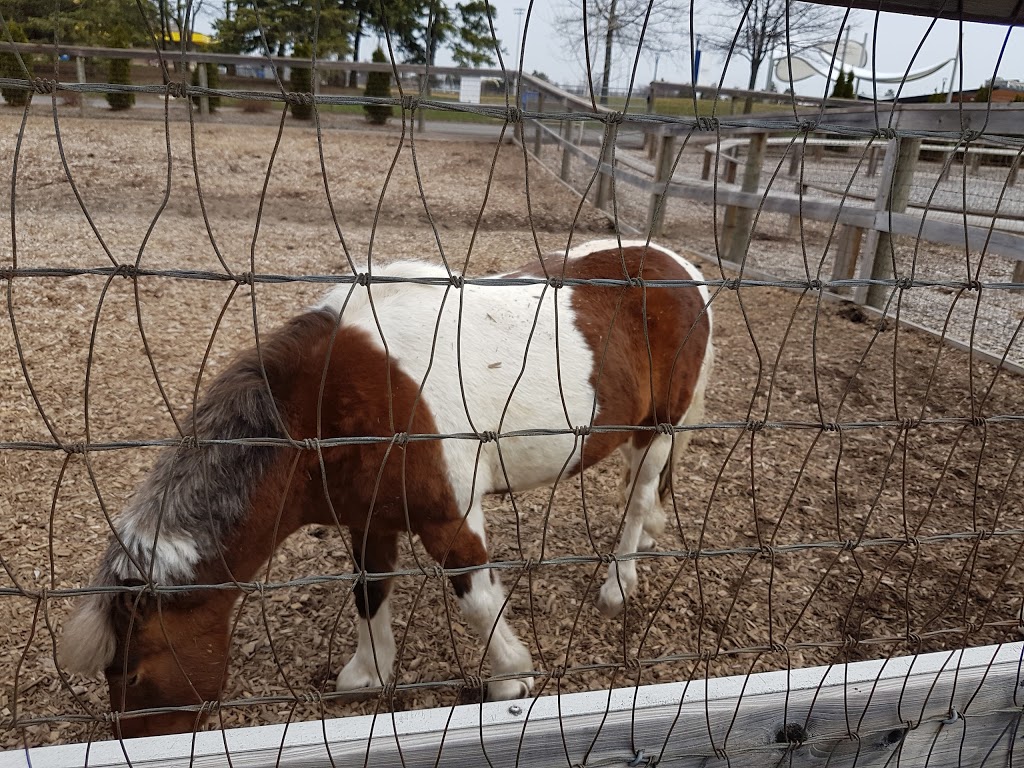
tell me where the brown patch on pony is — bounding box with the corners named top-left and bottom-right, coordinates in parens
top-left (511, 244), bottom-right (711, 471)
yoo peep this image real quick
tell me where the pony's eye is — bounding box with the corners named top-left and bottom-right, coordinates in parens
top-left (125, 673), bottom-right (140, 687)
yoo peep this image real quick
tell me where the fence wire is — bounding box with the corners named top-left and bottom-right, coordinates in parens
top-left (2, 0), bottom-right (1024, 766)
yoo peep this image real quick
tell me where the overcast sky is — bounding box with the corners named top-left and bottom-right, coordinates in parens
top-left (436, 1), bottom-right (1024, 100)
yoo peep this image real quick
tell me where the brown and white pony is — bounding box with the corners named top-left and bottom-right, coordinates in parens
top-left (59, 239), bottom-right (713, 738)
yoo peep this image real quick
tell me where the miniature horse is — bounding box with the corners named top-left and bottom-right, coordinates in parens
top-left (59, 239), bottom-right (713, 738)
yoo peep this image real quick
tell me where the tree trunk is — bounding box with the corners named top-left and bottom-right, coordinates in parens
top-left (599, 0), bottom-right (617, 106)
top-left (744, 56), bottom-right (760, 114)
top-left (348, 12), bottom-right (364, 89)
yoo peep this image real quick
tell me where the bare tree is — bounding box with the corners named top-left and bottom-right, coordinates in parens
top-left (554, 0), bottom-right (686, 105)
top-left (703, 0), bottom-right (846, 110)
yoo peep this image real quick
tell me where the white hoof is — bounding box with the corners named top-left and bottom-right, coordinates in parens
top-left (486, 677), bottom-right (534, 701)
top-left (638, 532), bottom-right (657, 552)
top-left (335, 655), bottom-right (392, 693)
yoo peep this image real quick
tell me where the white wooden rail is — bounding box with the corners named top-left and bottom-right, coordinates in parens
top-left (3, 642), bottom-right (1021, 768)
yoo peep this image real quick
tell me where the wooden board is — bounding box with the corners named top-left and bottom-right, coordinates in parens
top-left (4, 642), bottom-right (1021, 768)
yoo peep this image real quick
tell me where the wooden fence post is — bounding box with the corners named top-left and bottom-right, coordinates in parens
top-left (417, 74), bottom-right (426, 133)
top-left (788, 145), bottom-right (804, 238)
top-left (532, 91), bottom-right (545, 156)
top-left (867, 145), bottom-right (879, 177)
top-left (560, 119), bottom-right (573, 182)
top-left (594, 120), bottom-right (619, 211)
top-left (723, 132), bottom-right (768, 263)
top-left (75, 56), bottom-right (87, 117)
top-left (858, 137), bottom-right (922, 308)
top-left (832, 225), bottom-right (865, 287)
top-left (646, 132), bottom-right (677, 237)
top-left (197, 63), bottom-right (209, 119)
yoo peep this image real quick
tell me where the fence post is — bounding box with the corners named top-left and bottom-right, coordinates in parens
top-left (832, 225), bottom-right (865, 287)
top-left (417, 74), bottom-right (426, 133)
top-left (787, 144), bottom-right (804, 237)
top-left (594, 120), bottom-right (618, 211)
top-left (867, 145), bottom-right (879, 177)
top-left (723, 132), bottom-right (768, 263)
top-left (532, 91), bottom-right (545, 156)
top-left (197, 63), bottom-right (209, 119)
top-left (857, 137), bottom-right (922, 308)
top-left (75, 56), bottom-right (87, 117)
top-left (560, 119), bottom-right (573, 182)
top-left (646, 131), bottom-right (677, 237)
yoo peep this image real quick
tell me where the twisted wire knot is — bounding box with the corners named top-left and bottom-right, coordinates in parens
top-left (970, 415), bottom-right (987, 428)
top-left (113, 263), bottom-right (138, 279)
top-left (355, 272), bottom-right (370, 287)
top-left (723, 278), bottom-right (742, 290)
top-left (906, 632), bottom-right (923, 646)
top-left (431, 565), bottom-right (446, 580)
top-left (448, 274), bottom-right (465, 289)
top-left (963, 622), bottom-right (981, 634)
top-left (298, 689), bottom-right (323, 704)
top-left (808, 278), bottom-right (823, 291)
top-left (301, 438), bottom-right (320, 452)
top-left (547, 276), bottom-right (564, 289)
top-left (178, 434), bottom-right (199, 450)
top-left (463, 675), bottom-right (484, 689)
top-left (759, 545), bottom-right (776, 560)
top-left (746, 419), bottom-right (766, 433)
top-left (401, 94), bottom-right (418, 111)
top-left (166, 81), bottom-right (187, 99)
top-left (800, 119), bottom-right (819, 134)
top-left (905, 536), bottom-right (921, 548)
top-left (32, 78), bottom-right (57, 94)
top-left (900, 418), bottom-right (919, 431)
top-left (234, 272), bottom-right (255, 286)
top-left (603, 110), bottom-right (625, 125)
top-left (63, 442), bottom-right (87, 455)
top-left (822, 421), bottom-right (841, 432)
top-left (477, 430), bottom-right (499, 443)
top-left (841, 635), bottom-right (859, 650)
top-left (392, 431), bottom-right (410, 446)
top-left (549, 664), bottom-right (567, 679)
top-left (965, 279), bottom-right (982, 292)
top-left (198, 699), bottom-right (221, 716)
top-left (770, 642), bottom-right (788, 653)
top-left (695, 116), bottom-right (718, 132)
top-left (840, 539), bottom-right (858, 552)
top-left (975, 529), bottom-right (993, 541)
top-left (894, 277), bottom-right (914, 290)
top-left (697, 649), bottom-right (717, 661)
top-left (573, 424), bottom-right (591, 437)
top-left (599, 553), bottom-right (617, 564)
top-left (626, 276), bottom-right (645, 288)
top-left (962, 129), bottom-right (982, 143)
top-left (380, 681), bottom-right (398, 698)
top-left (506, 106), bottom-right (523, 124)
top-left (623, 656), bottom-right (642, 675)
top-left (655, 422), bottom-right (675, 436)
top-left (874, 127), bottom-right (898, 140)
top-left (285, 91), bottom-right (314, 106)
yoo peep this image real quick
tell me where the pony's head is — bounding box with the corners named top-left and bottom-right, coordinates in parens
top-left (60, 584), bottom-right (232, 738)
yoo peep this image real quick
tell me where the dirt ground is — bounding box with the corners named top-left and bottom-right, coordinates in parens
top-left (1, 107), bottom-right (1023, 750)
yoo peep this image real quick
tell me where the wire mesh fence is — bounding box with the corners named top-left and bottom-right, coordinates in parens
top-left (2, 1), bottom-right (1024, 765)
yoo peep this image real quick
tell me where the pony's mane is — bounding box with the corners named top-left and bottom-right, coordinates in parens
top-left (60, 310), bottom-right (335, 675)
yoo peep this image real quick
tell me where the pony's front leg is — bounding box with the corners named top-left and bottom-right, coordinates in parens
top-left (336, 530), bottom-right (398, 692)
top-left (421, 506), bottom-right (534, 701)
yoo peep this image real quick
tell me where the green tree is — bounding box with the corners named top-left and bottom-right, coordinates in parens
top-left (974, 83), bottom-right (991, 103)
top-left (106, 31), bottom-right (136, 111)
top-left (1, 0), bottom-right (161, 46)
top-left (215, 0), bottom-right (352, 58)
top-left (363, 45), bottom-right (393, 124)
top-left (1, 19), bottom-right (31, 107)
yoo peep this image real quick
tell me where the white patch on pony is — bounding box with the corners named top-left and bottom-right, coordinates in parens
top-left (335, 602), bottom-right (396, 691)
top-left (319, 259), bottom-right (597, 509)
top-left (58, 594), bottom-right (116, 676)
top-left (108, 510), bottom-right (203, 584)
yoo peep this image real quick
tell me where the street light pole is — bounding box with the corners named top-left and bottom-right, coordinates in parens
top-left (514, 7), bottom-right (525, 72)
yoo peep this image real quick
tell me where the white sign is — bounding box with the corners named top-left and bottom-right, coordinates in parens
top-left (459, 76), bottom-right (481, 104)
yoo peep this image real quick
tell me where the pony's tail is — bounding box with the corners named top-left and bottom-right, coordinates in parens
top-left (59, 592), bottom-right (116, 676)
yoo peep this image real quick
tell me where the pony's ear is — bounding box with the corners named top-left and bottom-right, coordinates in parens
top-left (113, 578), bottom-right (152, 621)
top-left (58, 593), bottom-right (117, 676)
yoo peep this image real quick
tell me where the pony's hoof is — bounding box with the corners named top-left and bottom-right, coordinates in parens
top-left (638, 532), bottom-right (657, 552)
top-left (335, 658), bottom-right (390, 694)
top-left (595, 586), bottom-right (626, 618)
top-left (486, 677), bottom-right (533, 702)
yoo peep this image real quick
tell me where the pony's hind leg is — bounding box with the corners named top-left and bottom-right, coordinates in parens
top-left (597, 435), bottom-right (674, 618)
top-left (336, 530), bottom-right (398, 692)
top-left (419, 503), bottom-right (534, 701)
